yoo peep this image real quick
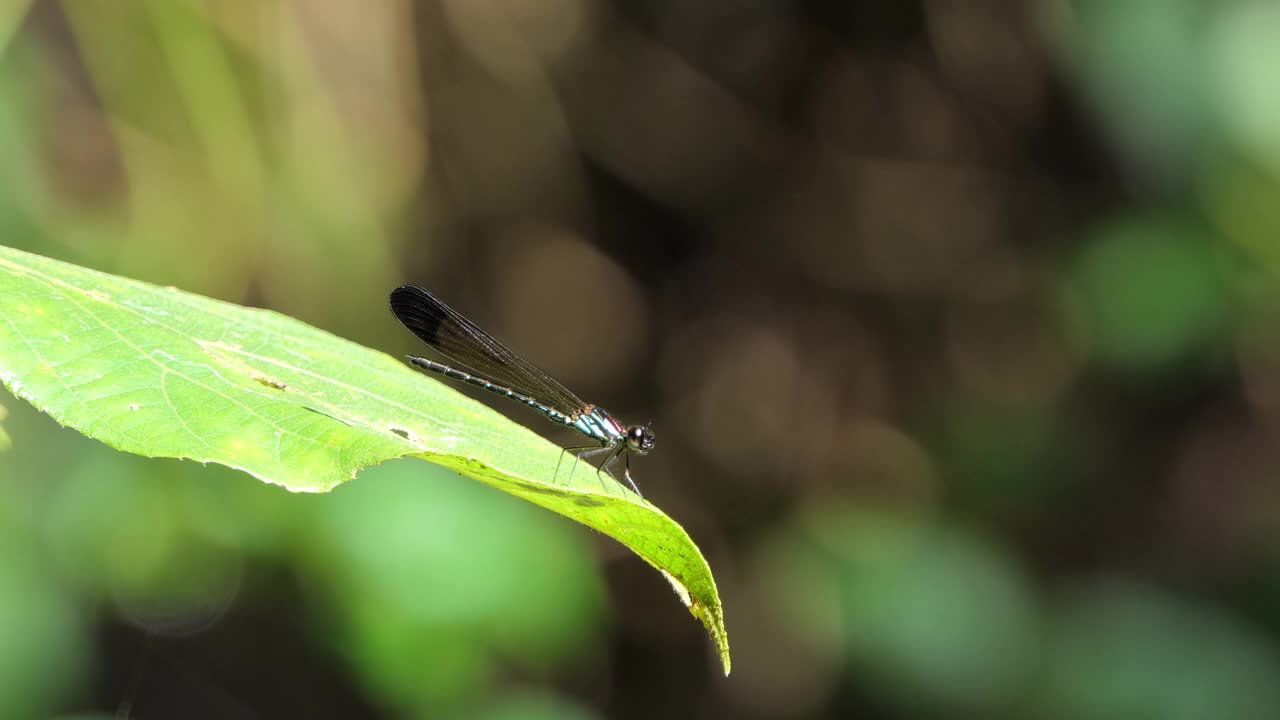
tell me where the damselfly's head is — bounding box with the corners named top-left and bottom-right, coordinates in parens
top-left (627, 425), bottom-right (656, 454)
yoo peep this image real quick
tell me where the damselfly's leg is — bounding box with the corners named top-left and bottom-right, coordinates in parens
top-left (622, 452), bottom-right (643, 498)
top-left (561, 444), bottom-right (616, 491)
top-left (555, 445), bottom-right (599, 486)
top-left (601, 450), bottom-right (643, 498)
top-left (597, 445), bottom-right (634, 497)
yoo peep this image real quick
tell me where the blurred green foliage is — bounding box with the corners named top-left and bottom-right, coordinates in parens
top-left (1069, 216), bottom-right (1229, 370)
top-left (757, 506), bottom-right (1034, 714)
top-left (306, 463), bottom-right (605, 709)
top-left (5, 0), bottom-right (1280, 717)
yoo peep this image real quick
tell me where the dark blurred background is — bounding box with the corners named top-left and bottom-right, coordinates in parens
top-left (3, 1), bottom-right (1280, 718)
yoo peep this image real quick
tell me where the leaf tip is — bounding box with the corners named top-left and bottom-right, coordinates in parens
top-left (661, 570), bottom-right (731, 676)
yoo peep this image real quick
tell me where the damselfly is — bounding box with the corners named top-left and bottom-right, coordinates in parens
top-left (389, 285), bottom-right (654, 497)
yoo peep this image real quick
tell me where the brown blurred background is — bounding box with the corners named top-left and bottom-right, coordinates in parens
top-left (4, 1), bottom-right (1280, 718)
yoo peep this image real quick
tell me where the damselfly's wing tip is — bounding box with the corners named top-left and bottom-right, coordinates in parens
top-left (390, 284), bottom-right (425, 303)
top-left (389, 285), bottom-right (435, 318)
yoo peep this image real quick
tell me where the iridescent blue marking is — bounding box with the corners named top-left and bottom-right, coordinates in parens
top-left (571, 409), bottom-right (625, 445)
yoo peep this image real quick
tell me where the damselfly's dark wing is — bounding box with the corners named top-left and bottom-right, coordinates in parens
top-left (389, 285), bottom-right (588, 415)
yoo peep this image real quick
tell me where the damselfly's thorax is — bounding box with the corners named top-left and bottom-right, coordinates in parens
top-left (568, 405), bottom-right (625, 446)
top-left (572, 405), bottom-right (652, 455)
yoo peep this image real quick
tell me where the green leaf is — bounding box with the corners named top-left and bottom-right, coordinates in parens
top-left (0, 401), bottom-right (10, 451)
top-left (0, 245), bottom-right (730, 674)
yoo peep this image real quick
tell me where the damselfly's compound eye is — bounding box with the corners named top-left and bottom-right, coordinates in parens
top-left (627, 425), bottom-right (655, 454)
